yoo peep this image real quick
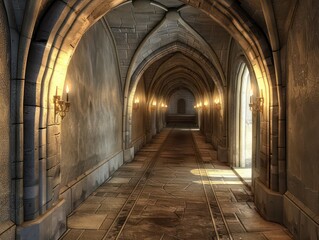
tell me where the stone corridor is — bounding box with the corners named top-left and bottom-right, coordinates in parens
top-left (60, 129), bottom-right (292, 240)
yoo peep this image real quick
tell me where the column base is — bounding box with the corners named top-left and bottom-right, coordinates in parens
top-left (217, 145), bottom-right (228, 162)
top-left (124, 147), bottom-right (134, 162)
top-left (254, 179), bottom-right (283, 223)
top-left (17, 199), bottom-right (66, 240)
top-left (283, 191), bottom-right (319, 239)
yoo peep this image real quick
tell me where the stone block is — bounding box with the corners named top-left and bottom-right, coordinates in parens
top-left (10, 79), bottom-right (24, 123)
top-left (35, 1), bottom-right (68, 41)
top-left (283, 193), bottom-right (301, 239)
top-left (39, 159), bottom-right (47, 208)
top-left (97, 163), bottom-right (109, 185)
top-left (24, 106), bottom-right (39, 151)
top-left (299, 209), bottom-right (319, 240)
top-left (47, 125), bottom-right (60, 138)
top-left (46, 155), bottom-right (58, 170)
top-left (217, 145), bottom-right (227, 162)
top-left (254, 179), bottom-right (283, 224)
top-left (17, 199), bottom-right (66, 240)
top-left (10, 123), bottom-right (23, 161)
top-left (86, 171), bottom-right (100, 197)
top-left (25, 43), bottom-right (48, 83)
top-left (124, 147), bottom-right (134, 162)
top-left (60, 188), bottom-right (72, 215)
top-left (71, 177), bottom-right (87, 210)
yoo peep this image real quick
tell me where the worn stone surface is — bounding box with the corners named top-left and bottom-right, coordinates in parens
top-left (131, 76), bottom-right (146, 144)
top-left (0, 0), bottom-right (12, 232)
top-left (61, 20), bottom-right (123, 187)
top-left (2, 1), bottom-right (319, 240)
top-left (17, 199), bottom-right (66, 240)
top-left (167, 88), bottom-right (195, 115)
top-left (286, 0), bottom-right (319, 228)
top-left (60, 129), bottom-right (291, 240)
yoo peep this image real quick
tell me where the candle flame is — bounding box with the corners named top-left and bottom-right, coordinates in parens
top-left (66, 85), bottom-right (70, 93)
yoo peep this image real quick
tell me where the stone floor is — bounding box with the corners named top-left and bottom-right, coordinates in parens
top-left (60, 128), bottom-right (293, 240)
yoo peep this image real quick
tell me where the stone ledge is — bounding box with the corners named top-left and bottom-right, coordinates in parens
top-left (124, 147), bottom-right (134, 162)
top-left (60, 151), bottom-right (124, 215)
top-left (131, 134), bottom-right (146, 153)
top-left (254, 178), bottom-right (283, 224)
top-left (283, 192), bottom-right (319, 239)
top-left (17, 199), bottom-right (66, 240)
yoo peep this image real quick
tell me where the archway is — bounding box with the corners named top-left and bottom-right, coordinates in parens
top-left (20, 0), bottom-right (283, 228)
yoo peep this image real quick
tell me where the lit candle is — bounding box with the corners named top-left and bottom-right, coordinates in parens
top-left (66, 85), bottom-right (69, 102)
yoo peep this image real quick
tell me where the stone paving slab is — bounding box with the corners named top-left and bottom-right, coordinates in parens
top-left (67, 213), bottom-right (107, 229)
top-left (60, 129), bottom-right (292, 240)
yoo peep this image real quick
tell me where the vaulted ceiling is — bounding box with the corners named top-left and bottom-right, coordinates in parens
top-left (104, 0), bottom-right (231, 102)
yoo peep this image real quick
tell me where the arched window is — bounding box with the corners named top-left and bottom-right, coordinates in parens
top-left (238, 63), bottom-right (252, 167)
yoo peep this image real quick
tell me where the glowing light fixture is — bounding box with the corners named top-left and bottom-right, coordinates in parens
top-left (151, 100), bottom-right (157, 110)
top-left (249, 88), bottom-right (264, 113)
top-left (53, 85), bottom-right (71, 120)
top-left (133, 97), bottom-right (140, 110)
top-left (196, 102), bottom-right (202, 109)
top-left (214, 97), bottom-right (221, 110)
top-left (203, 101), bottom-right (209, 109)
top-left (161, 103), bottom-right (168, 109)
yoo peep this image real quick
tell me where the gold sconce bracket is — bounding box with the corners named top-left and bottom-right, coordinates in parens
top-left (249, 93), bottom-right (264, 113)
top-left (53, 86), bottom-right (71, 120)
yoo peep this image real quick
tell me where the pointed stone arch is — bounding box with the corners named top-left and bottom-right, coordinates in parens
top-left (19, 0), bottom-right (283, 226)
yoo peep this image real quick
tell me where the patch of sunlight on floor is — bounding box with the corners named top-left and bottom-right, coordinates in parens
top-left (205, 169), bottom-right (234, 176)
top-left (190, 169), bottom-right (234, 176)
top-left (233, 167), bottom-right (252, 186)
top-left (193, 180), bottom-right (243, 185)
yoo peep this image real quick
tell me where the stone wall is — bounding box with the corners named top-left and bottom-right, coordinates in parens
top-left (168, 89), bottom-right (195, 115)
top-left (285, 0), bottom-right (319, 238)
top-left (131, 76), bottom-right (146, 151)
top-left (0, 1), bottom-right (15, 239)
top-left (61, 20), bottom-right (123, 188)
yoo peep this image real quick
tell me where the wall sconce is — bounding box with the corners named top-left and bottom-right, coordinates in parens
top-left (214, 98), bottom-right (221, 110)
top-left (161, 103), bottom-right (168, 109)
top-left (203, 101), bottom-right (209, 110)
top-left (151, 101), bottom-right (157, 110)
top-left (133, 97), bottom-right (140, 110)
top-left (196, 102), bottom-right (202, 109)
top-left (249, 89), bottom-right (264, 113)
top-left (53, 86), bottom-right (70, 120)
